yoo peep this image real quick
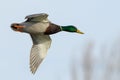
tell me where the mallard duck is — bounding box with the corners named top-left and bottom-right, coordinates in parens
top-left (11, 13), bottom-right (84, 74)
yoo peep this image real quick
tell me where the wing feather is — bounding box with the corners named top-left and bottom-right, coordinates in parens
top-left (25, 13), bottom-right (49, 22)
top-left (30, 34), bottom-right (51, 74)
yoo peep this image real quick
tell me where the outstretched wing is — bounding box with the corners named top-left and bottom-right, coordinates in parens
top-left (25, 13), bottom-right (49, 22)
top-left (30, 34), bottom-right (51, 74)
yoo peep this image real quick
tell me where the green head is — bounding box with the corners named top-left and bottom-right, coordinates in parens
top-left (61, 25), bottom-right (84, 34)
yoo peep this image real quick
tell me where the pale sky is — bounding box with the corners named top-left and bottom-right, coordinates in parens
top-left (1, 0), bottom-right (120, 80)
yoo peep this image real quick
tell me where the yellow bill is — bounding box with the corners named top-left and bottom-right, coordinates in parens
top-left (76, 30), bottom-right (84, 34)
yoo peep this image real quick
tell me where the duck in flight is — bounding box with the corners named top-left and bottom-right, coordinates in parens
top-left (11, 13), bottom-right (84, 74)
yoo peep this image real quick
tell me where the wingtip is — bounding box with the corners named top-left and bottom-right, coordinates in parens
top-left (30, 68), bottom-right (36, 74)
top-left (30, 65), bottom-right (37, 74)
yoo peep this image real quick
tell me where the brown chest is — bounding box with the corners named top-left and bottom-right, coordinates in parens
top-left (44, 23), bottom-right (61, 35)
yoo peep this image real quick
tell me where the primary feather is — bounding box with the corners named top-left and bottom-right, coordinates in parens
top-left (30, 34), bottom-right (51, 74)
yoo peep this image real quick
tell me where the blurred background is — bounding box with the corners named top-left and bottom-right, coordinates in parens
top-left (0, 0), bottom-right (120, 80)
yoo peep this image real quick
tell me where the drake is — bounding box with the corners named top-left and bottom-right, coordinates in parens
top-left (11, 13), bottom-right (84, 74)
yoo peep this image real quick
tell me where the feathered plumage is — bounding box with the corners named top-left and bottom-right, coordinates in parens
top-left (11, 13), bottom-right (84, 74)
